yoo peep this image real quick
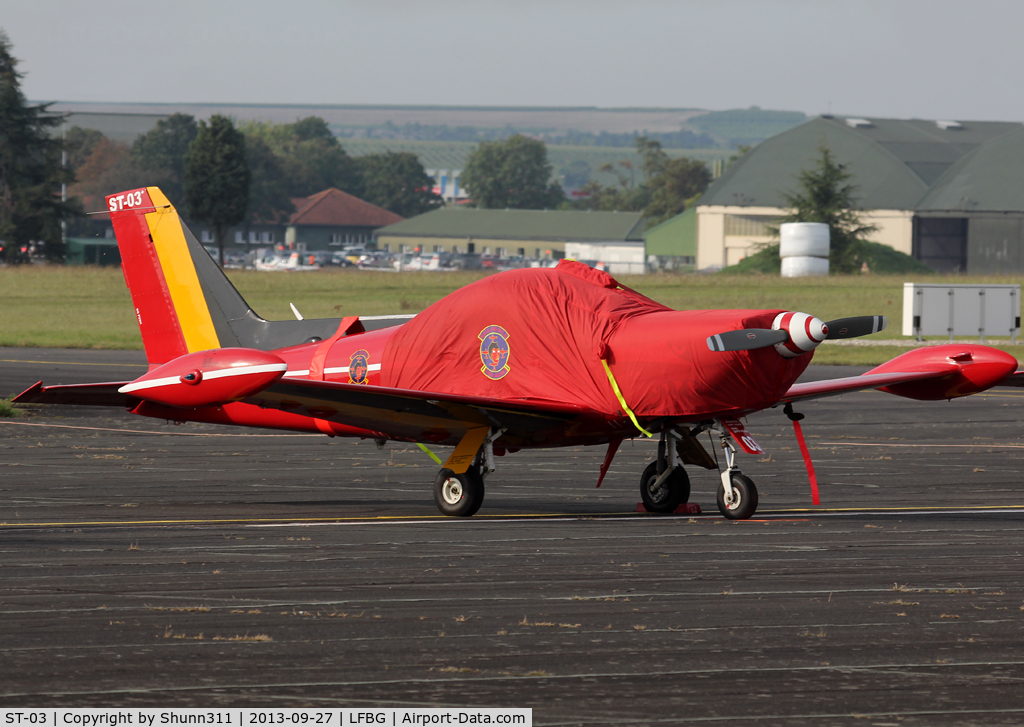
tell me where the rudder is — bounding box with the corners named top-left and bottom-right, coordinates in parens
top-left (108, 187), bottom-right (218, 364)
top-left (107, 186), bottom-right (398, 366)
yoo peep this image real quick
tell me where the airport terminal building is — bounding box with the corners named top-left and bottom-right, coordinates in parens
top-left (694, 116), bottom-right (1024, 273)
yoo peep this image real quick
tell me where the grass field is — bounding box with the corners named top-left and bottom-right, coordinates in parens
top-left (1, 266), bottom-right (1021, 366)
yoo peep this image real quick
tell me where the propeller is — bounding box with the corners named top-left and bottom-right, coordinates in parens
top-left (823, 315), bottom-right (886, 340)
top-left (706, 313), bottom-right (887, 356)
top-left (706, 328), bottom-right (789, 352)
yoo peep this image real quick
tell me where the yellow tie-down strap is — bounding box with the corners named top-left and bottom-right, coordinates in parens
top-left (442, 426), bottom-right (490, 474)
top-left (602, 359), bottom-right (653, 438)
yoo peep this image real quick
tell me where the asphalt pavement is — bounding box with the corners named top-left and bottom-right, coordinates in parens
top-left (3, 348), bottom-right (1024, 724)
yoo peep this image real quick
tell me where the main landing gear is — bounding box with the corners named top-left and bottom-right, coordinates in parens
top-left (432, 427), bottom-right (504, 517)
top-left (639, 430), bottom-right (691, 513)
top-left (639, 423), bottom-right (759, 520)
top-left (434, 467), bottom-right (485, 517)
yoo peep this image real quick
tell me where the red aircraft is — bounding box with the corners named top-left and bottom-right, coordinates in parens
top-left (15, 187), bottom-right (1023, 518)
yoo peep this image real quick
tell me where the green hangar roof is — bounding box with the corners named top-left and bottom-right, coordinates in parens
top-left (917, 126), bottom-right (1024, 212)
top-left (700, 116), bottom-right (1023, 211)
top-left (376, 208), bottom-right (645, 242)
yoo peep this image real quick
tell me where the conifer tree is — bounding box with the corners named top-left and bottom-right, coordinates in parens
top-left (0, 30), bottom-right (75, 263)
top-left (184, 115), bottom-right (250, 267)
top-left (776, 146), bottom-right (877, 273)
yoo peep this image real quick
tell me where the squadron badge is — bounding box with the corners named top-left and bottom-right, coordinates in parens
top-left (478, 325), bottom-right (511, 380)
top-left (347, 349), bottom-right (370, 385)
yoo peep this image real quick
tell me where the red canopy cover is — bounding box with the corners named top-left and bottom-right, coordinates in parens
top-left (381, 260), bottom-right (809, 420)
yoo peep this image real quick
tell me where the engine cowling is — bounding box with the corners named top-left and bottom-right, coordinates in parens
top-left (772, 311), bottom-right (829, 358)
top-left (118, 348), bottom-right (288, 407)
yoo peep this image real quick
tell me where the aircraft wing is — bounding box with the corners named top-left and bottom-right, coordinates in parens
top-left (779, 370), bottom-right (951, 403)
top-left (995, 369), bottom-right (1024, 387)
top-left (16, 376), bottom-right (609, 446)
top-left (13, 381), bottom-right (137, 407)
top-left (244, 376), bottom-right (606, 445)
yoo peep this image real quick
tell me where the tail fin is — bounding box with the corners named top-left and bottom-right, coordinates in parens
top-left (107, 187), bottom-right (362, 365)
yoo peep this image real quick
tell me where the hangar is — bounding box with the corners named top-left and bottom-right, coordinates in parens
top-left (375, 208), bottom-right (645, 270)
top-left (693, 116), bottom-right (1024, 273)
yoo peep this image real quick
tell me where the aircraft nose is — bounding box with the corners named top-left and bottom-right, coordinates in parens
top-left (772, 311), bottom-right (828, 358)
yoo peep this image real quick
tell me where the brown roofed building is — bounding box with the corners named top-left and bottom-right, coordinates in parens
top-left (285, 188), bottom-right (403, 250)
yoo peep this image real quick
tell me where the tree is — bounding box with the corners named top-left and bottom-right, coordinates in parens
top-left (244, 135), bottom-right (293, 230)
top-left (65, 126), bottom-right (105, 170)
top-left (570, 137), bottom-right (710, 223)
top-left (184, 115), bottom-right (250, 267)
top-left (240, 117), bottom-right (363, 198)
top-left (68, 136), bottom-right (143, 199)
top-left (775, 146), bottom-right (877, 273)
top-left (359, 151), bottom-right (442, 218)
top-left (460, 134), bottom-right (565, 209)
top-left (131, 113), bottom-right (198, 207)
top-left (0, 30), bottom-right (75, 263)
top-left (643, 155), bottom-right (712, 226)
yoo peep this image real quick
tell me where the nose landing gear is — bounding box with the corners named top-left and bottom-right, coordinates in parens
top-left (713, 422), bottom-right (758, 520)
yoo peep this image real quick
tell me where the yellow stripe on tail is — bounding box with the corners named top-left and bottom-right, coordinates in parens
top-left (143, 188), bottom-right (220, 353)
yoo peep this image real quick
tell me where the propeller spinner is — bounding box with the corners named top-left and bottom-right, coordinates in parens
top-left (706, 313), bottom-right (887, 357)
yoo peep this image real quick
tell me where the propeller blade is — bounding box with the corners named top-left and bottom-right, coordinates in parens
top-left (824, 315), bottom-right (887, 340)
top-left (707, 328), bottom-right (790, 352)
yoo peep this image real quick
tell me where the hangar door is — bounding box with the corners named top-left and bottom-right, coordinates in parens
top-left (967, 217), bottom-right (1024, 274)
top-left (913, 218), bottom-right (967, 273)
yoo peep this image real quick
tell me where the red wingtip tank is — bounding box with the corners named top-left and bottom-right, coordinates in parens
top-left (868, 344), bottom-right (1018, 400)
top-left (118, 348), bottom-right (288, 408)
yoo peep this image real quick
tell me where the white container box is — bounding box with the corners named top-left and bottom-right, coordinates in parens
top-left (902, 283), bottom-right (1020, 342)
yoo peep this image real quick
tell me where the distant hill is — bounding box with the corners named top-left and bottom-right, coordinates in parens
top-left (48, 102), bottom-right (808, 189)
top-left (338, 139), bottom-right (733, 189)
top-left (690, 107), bottom-right (808, 147)
top-left (49, 102), bottom-right (807, 149)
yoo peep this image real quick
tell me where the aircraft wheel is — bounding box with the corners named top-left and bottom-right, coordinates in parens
top-left (717, 473), bottom-right (758, 520)
top-left (639, 461), bottom-right (690, 513)
top-left (433, 468), bottom-right (485, 517)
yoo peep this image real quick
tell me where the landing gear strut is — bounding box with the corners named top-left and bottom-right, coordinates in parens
top-left (639, 429), bottom-right (691, 513)
top-left (713, 422), bottom-right (758, 520)
top-left (432, 427), bottom-right (504, 517)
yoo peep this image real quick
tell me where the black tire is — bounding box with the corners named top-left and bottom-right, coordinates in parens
top-left (433, 468), bottom-right (485, 517)
top-left (717, 473), bottom-right (758, 520)
top-left (639, 461), bottom-right (690, 513)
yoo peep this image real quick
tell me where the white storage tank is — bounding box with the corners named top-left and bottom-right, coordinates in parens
top-left (780, 222), bottom-right (830, 277)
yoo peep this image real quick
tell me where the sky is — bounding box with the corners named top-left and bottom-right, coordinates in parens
top-left (4, 0), bottom-right (1023, 121)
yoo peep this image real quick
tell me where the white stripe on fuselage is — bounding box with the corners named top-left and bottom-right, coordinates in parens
top-left (118, 363), bottom-right (288, 394)
top-left (284, 363), bottom-right (382, 378)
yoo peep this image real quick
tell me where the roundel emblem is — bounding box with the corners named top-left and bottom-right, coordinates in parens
top-left (348, 349), bottom-right (370, 385)
top-left (478, 325), bottom-right (510, 380)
